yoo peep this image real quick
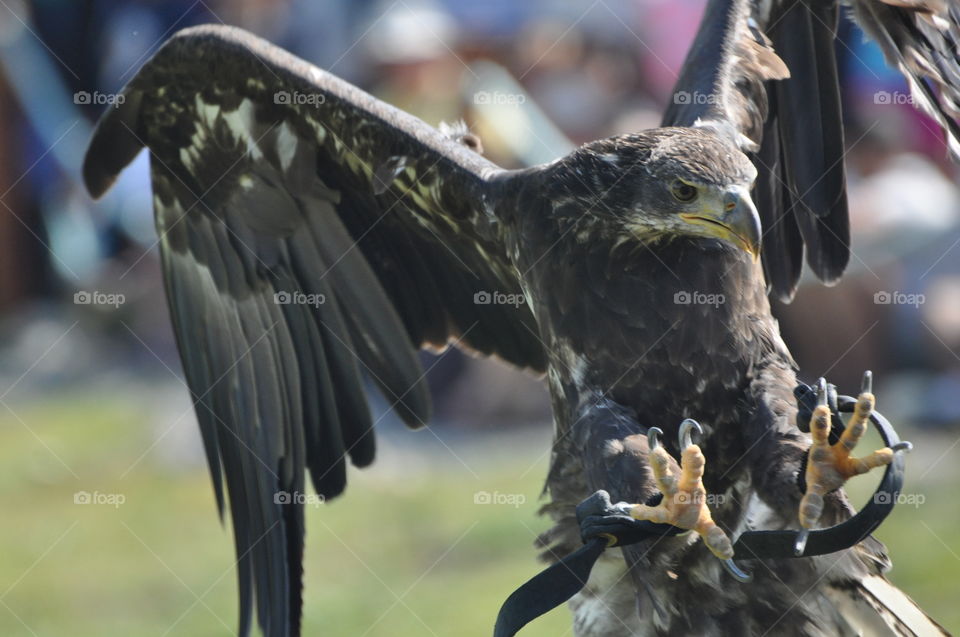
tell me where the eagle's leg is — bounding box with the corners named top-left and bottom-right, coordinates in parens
top-left (799, 374), bottom-right (895, 530)
top-left (629, 420), bottom-right (734, 560)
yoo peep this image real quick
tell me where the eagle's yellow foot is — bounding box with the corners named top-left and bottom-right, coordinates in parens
top-left (630, 420), bottom-right (734, 561)
top-left (799, 373), bottom-right (894, 531)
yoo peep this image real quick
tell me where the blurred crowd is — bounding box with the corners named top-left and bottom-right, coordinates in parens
top-left (0, 0), bottom-right (958, 429)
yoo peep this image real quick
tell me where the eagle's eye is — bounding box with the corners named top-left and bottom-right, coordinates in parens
top-left (670, 180), bottom-right (698, 203)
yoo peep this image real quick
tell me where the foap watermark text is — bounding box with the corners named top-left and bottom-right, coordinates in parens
top-left (75, 290), bottom-right (125, 308)
top-left (474, 290), bottom-right (525, 307)
top-left (274, 291), bottom-right (326, 307)
top-left (874, 291), bottom-right (924, 307)
top-left (474, 490), bottom-right (526, 508)
top-left (74, 91), bottom-right (125, 107)
top-left (74, 490), bottom-right (126, 508)
top-left (274, 491), bottom-right (326, 507)
top-left (274, 91), bottom-right (325, 107)
top-left (473, 91), bottom-right (526, 107)
top-left (674, 290), bottom-right (725, 307)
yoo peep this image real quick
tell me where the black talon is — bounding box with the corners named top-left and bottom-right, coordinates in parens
top-left (679, 419), bottom-right (702, 449)
top-left (723, 558), bottom-right (752, 582)
top-left (793, 528), bottom-right (810, 556)
top-left (861, 370), bottom-right (873, 394)
top-left (648, 427), bottom-right (664, 451)
top-left (892, 441), bottom-right (912, 453)
top-left (816, 377), bottom-right (828, 407)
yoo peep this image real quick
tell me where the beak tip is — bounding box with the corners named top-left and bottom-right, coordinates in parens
top-left (680, 188), bottom-right (762, 260)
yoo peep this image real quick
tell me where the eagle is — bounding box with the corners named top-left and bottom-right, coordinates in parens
top-left (82, 1), bottom-right (959, 635)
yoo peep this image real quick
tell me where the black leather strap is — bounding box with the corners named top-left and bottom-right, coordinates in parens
top-left (492, 385), bottom-right (909, 637)
top-left (493, 537), bottom-right (605, 637)
top-left (494, 491), bottom-right (683, 637)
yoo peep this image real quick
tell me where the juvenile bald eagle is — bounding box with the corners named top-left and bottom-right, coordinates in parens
top-left (83, 0), bottom-right (959, 635)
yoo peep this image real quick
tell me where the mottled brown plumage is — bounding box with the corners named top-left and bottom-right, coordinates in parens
top-left (80, 0), bottom-right (960, 634)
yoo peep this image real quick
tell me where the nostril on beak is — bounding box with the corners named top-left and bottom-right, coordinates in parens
top-left (725, 201), bottom-right (736, 212)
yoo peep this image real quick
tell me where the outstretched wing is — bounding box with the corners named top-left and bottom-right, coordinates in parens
top-left (664, 0), bottom-right (960, 301)
top-left (83, 24), bottom-right (544, 637)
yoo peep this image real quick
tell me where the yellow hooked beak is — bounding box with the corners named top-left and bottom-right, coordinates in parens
top-left (680, 187), bottom-right (762, 260)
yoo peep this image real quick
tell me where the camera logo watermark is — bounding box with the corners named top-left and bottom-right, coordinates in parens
top-left (873, 291), bottom-right (924, 307)
top-left (274, 291), bottom-right (326, 307)
top-left (674, 290), bottom-right (725, 307)
top-left (274, 91), bottom-right (325, 107)
top-left (74, 91), bottom-right (125, 107)
top-left (274, 491), bottom-right (326, 507)
top-left (473, 490), bottom-right (526, 508)
top-left (74, 290), bottom-right (125, 308)
top-left (873, 91), bottom-right (913, 106)
top-left (474, 290), bottom-right (525, 307)
top-left (873, 491), bottom-right (924, 507)
top-left (74, 490), bottom-right (126, 508)
top-left (473, 91), bottom-right (526, 107)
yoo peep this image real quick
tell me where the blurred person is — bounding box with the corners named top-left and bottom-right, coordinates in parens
top-left (634, 0), bottom-right (705, 107)
top-left (364, 0), bottom-right (465, 131)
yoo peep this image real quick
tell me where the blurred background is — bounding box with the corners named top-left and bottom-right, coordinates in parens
top-left (0, 0), bottom-right (958, 635)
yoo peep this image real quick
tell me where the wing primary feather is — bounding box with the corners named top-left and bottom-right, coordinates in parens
top-left (261, 273), bottom-right (307, 637)
top-left (768, 1), bottom-right (849, 283)
top-left (275, 256), bottom-right (350, 497)
top-left (160, 242), bottom-right (227, 515)
top-left (853, 0), bottom-right (960, 157)
top-left (303, 199), bottom-right (432, 429)
top-left (288, 228), bottom-right (376, 470)
top-left (82, 90), bottom-right (145, 199)
top-left (661, 0), bottom-right (748, 133)
top-left (85, 24), bottom-right (548, 637)
top-left (769, 0), bottom-right (845, 219)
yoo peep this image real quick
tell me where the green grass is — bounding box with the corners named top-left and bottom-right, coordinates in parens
top-left (0, 394), bottom-right (957, 636)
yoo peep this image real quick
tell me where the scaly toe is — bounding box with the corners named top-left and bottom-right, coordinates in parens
top-left (704, 525), bottom-right (734, 560)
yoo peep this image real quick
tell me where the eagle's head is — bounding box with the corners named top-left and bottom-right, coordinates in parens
top-left (569, 127), bottom-right (761, 259)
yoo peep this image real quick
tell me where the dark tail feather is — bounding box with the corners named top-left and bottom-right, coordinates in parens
top-left (825, 574), bottom-right (951, 636)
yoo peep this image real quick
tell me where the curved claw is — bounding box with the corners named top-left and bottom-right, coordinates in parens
top-left (723, 558), bottom-right (752, 582)
top-left (678, 419), bottom-right (703, 449)
top-left (891, 441), bottom-right (913, 453)
top-left (793, 528), bottom-right (810, 556)
top-left (861, 370), bottom-right (873, 395)
top-left (816, 377), bottom-right (828, 407)
top-left (647, 427), bottom-right (664, 451)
